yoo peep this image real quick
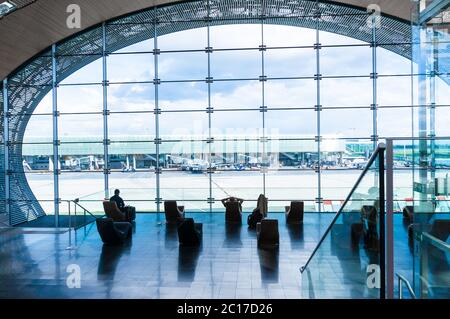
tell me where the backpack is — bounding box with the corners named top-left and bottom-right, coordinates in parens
top-left (247, 208), bottom-right (263, 228)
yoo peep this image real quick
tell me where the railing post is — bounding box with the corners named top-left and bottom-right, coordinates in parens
top-left (378, 143), bottom-right (385, 299)
top-left (385, 139), bottom-right (394, 299)
top-left (66, 201), bottom-right (76, 250)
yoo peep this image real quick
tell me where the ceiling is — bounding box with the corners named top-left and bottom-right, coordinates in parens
top-left (0, 0), bottom-right (414, 80)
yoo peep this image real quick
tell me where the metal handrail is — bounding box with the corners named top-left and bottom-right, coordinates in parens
top-left (421, 232), bottom-right (450, 252)
top-left (71, 199), bottom-right (102, 219)
top-left (397, 273), bottom-right (416, 299)
top-left (300, 143), bottom-right (386, 273)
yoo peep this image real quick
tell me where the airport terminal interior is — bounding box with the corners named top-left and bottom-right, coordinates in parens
top-left (0, 0), bottom-right (449, 299)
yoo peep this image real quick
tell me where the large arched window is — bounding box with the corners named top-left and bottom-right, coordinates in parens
top-left (21, 21), bottom-right (450, 216)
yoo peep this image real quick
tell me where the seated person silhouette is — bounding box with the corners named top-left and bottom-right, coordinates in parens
top-left (221, 196), bottom-right (244, 210)
top-left (222, 196), bottom-right (244, 223)
top-left (110, 189), bottom-right (136, 221)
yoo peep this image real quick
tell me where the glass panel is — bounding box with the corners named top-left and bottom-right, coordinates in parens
top-left (59, 172), bottom-right (104, 214)
top-left (108, 112), bottom-right (155, 139)
top-left (211, 50), bottom-right (261, 79)
top-left (159, 111), bottom-right (208, 137)
top-left (108, 141), bottom-right (156, 170)
top-left (58, 85), bottom-right (103, 113)
top-left (159, 82), bottom-right (208, 111)
top-left (210, 24), bottom-right (261, 49)
top-left (265, 79), bottom-right (316, 109)
top-left (377, 47), bottom-right (412, 76)
top-left (160, 141), bottom-right (209, 211)
top-left (58, 114), bottom-right (103, 141)
top-left (158, 27), bottom-right (207, 51)
top-left (321, 78), bottom-right (372, 107)
top-left (212, 170), bottom-right (263, 213)
top-left (321, 109), bottom-right (373, 137)
top-left (264, 25), bottom-right (315, 47)
top-left (377, 76), bottom-right (412, 107)
top-left (413, 230), bottom-right (450, 299)
top-left (108, 53), bottom-right (155, 82)
top-left (25, 171), bottom-right (54, 214)
top-left (265, 48), bottom-right (316, 78)
top-left (108, 83), bottom-right (155, 112)
top-left (22, 115), bottom-right (53, 144)
top-left (159, 52), bottom-right (207, 81)
top-left (211, 80), bottom-right (261, 110)
top-left (59, 143), bottom-right (104, 172)
top-left (211, 110), bottom-right (263, 136)
top-left (378, 108), bottom-right (413, 138)
top-left (302, 150), bottom-right (382, 298)
top-left (108, 172), bottom-right (156, 212)
top-left (265, 109), bottom-right (316, 136)
top-left (435, 107), bottom-right (450, 136)
top-left (321, 169), bottom-right (362, 203)
top-left (59, 58), bottom-right (103, 84)
top-left (265, 169), bottom-right (318, 212)
top-left (321, 46), bottom-right (372, 76)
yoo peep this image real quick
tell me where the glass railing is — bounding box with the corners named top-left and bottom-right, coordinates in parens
top-left (300, 144), bottom-right (386, 298)
top-left (413, 226), bottom-right (450, 299)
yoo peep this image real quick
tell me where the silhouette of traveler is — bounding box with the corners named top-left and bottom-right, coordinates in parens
top-left (110, 189), bottom-right (125, 211)
top-left (221, 196), bottom-right (244, 211)
top-left (110, 189), bottom-right (136, 221)
top-left (222, 196), bottom-right (244, 224)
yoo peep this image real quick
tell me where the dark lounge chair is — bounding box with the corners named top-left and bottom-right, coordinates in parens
top-left (225, 201), bottom-right (242, 224)
top-left (285, 201), bottom-right (304, 224)
top-left (164, 200), bottom-right (185, 224)
top-left (361, 205), bottom-right (379, 251)
top-left (403, 205), bottom-right (414, 223)
top-left (96, 218), bottom-right (132, 245)
top-left (103, 201), bottom-right (133, 222)
top-left (256, 219), bottom-right (279, 248)
top-left (177, 218), bottom-right (202, 246)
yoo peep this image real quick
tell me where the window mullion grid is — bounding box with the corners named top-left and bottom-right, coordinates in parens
top-left (154, 8), bottom-right (161, 216)
top-left (261, 2), bottom-right (267, 197)
top-left (51, 44), bottom-right (60, 226)
top-left (102, 22), bottom-right (110, 200)
top-left (372, 18), bottom-right (379, 150)
top-left (315, 2), bottom-right (322, 213)
top-left (207, 0), bottom-right (213, 213)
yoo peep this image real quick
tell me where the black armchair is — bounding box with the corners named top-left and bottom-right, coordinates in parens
top-left (177, 218), bottom-right (202, 246)
top-left (164, 200), bottom-right (185, 224)
top-left (96, 218), bottom-right (132, 245)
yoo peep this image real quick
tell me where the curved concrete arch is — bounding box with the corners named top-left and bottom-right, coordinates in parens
top-left (1, 0), bottom-right (413, 224)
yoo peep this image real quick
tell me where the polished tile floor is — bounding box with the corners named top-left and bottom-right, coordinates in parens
top-left (0, 213), bottom-right (418, 299)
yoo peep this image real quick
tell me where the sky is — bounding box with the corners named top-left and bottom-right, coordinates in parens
top-left (24, 24), bottom-right (450, 143)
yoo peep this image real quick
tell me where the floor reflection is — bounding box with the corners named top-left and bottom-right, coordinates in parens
top-left (97, 241), bottom-right (131, 297)
top-left (287, 224), bottom-right (304, 250)
top-left (258, 247), bottom-right (279, 283)
top-left (224, 224), bottom-right (242, 248)
top-left (178, 245), bottom-right (202, 282)
top-left (0, 213), bottom-right (426, 299)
